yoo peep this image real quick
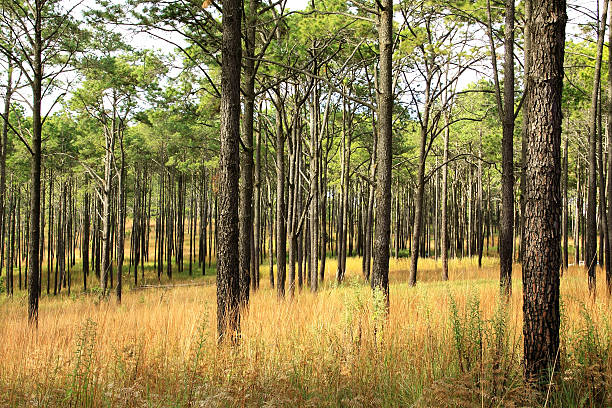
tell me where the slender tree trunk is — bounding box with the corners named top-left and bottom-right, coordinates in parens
top-left (116, 138), bottom-right (126, 304)
top-left (83, 183), bottom-right (90, 292)
top-left (409, 123), bottom-right (428, 287)
top-left (253, 115), bottom-right (262, 290)
top-left (363, 117), bottom-right (377, 282)
top-left (586, 0), bottom-right (608, 296)
top-left (309, 90), bottom-right (319, 292)
top-left (0, 61), bottom-right (13, 284)
top-left (275, 104), bottom-right (286, 298)
top-left (604, 0), bottom-right (612, 296)
top-left (238, 0), bottom-right (258, 305)
top-left (101, 127), bottom-right (115, 296)
top-left (337, 96), bottom-right (351, 283)
top-left (499, 0), bottom-right (516, 296)
top-left (562, 135), bottom-right (569, 272)
top-left (28, 6), bottom-right (43, 323)
top-left (598, 88), bottom-right (607, 269)
top-left (477, 132), bottom-right (484, 267)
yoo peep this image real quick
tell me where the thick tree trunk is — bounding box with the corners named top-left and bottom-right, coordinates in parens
top-left (522, 0), bottom-right (566, 381)
top-left (217, 0), bottom-right (242, 342)
top-left (371, 0), bottom-right (393, 306)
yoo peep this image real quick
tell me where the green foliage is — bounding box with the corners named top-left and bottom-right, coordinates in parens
top-left (439, 293), bottom-right (524, 406)
top-left (556, 303), bottom-right (612, 407)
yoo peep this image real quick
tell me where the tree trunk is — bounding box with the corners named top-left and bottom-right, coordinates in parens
top-left (607, 1), bottom-right (612, 295)
top-left (116, 138), bottom-right (126, 304)
top-left (441, 120), bottom-right (449, 280)
top-left (522, 0), bottom-right (566, 381)
top-left (28, 8), bottom-right (43, 323)
top-left (586, 0), bottom-right (608, 296)
top-left (562, 135), bottom-right (569, 272)
top-left (275, 104), bottom-right (286, 298)
top-left (253, 114), bottom-right (262, 290)
top-left (499, 0), bottom-right (516, 296)
top-left (101, 127), bottom-right (115, 296)
top-left (83, 183), bottom-right (90, 292)
top-left (309, 90), bottom-right (319, 292)
top-left (216, 0), bottom-right (242, 342)
top-left (0, 61), bottom-right (13, 285)
top-left (371, 0), bottom-right (393, 306)
top-left (238, 0), bottom-right (257, 305)
top-left (363, 116), bottom-right (377, 282)
top-left (409, 124), bottom-right (428, 287)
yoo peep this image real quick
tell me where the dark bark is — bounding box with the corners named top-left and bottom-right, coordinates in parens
top-left (275, 104), bottom-right (286, 298)
top-left (371, 0), bottom-right (393, 306)
top-left (217, 0), bottom-right (242, 342)
top-left (238, 0), bottom-right (258, 305)
top-left (116, 137), bottom-right (126, 304)
top-left (409, 114), bottom-right (429, 286)
top-left (83, 185), bottom-right (90, 292)
top-left (562, 136), bottom-right (568, 272)
top-left (28, 4), bottom-right (43, 323)
top-left (607, 2), bottom-right (612, 295)
top-left (498, 0), bottom-right (516, 296)
top-left (253, 114), bottom-right (262, 290)
top-left (522, 0), bottom-right (566, 381)
top-left (309, 89), bottom-right (319, 292)
top-left (586, 0), bottom-right (608, 296)
top-left (0, 62), bottom-right (12, 284)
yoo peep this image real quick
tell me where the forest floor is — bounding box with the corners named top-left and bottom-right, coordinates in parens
top-left (0, 256), bottom-right (611, 407)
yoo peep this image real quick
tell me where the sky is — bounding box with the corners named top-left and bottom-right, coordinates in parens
top-left (9, 0), bottom-right (603, 116)
top-left (286, 0), bottom-right (309, 10)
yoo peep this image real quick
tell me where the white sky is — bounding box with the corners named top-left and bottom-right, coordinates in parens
top-left (286, 0), bottom-right (309, 10)
top-left (9, 0), bottom-right (602, 116)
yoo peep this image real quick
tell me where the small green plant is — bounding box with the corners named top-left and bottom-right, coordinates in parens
top-left (182, 311), bottom-right (209, 405)
top-left (442, 292), bottom-right (522, 407)
top-left (66, 318), bottom-right (98, 407)
top-left (341, 280), bottom-right (366, 354)
top-left (371, 286), bottom-right (387, 350)
top-left (449, 292), bottom-right (482, 373)
top-left (557, 303), bottom-right (611, 406)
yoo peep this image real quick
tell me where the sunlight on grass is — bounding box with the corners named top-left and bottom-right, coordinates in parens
top-left (0, 257), bottom-right (610, 406)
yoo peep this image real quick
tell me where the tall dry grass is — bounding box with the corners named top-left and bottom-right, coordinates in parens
top-left (0, 256), bottom-right (610, 407)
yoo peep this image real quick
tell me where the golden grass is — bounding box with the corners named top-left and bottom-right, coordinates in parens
top-left (0, 256), bottom-right (611, 407)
